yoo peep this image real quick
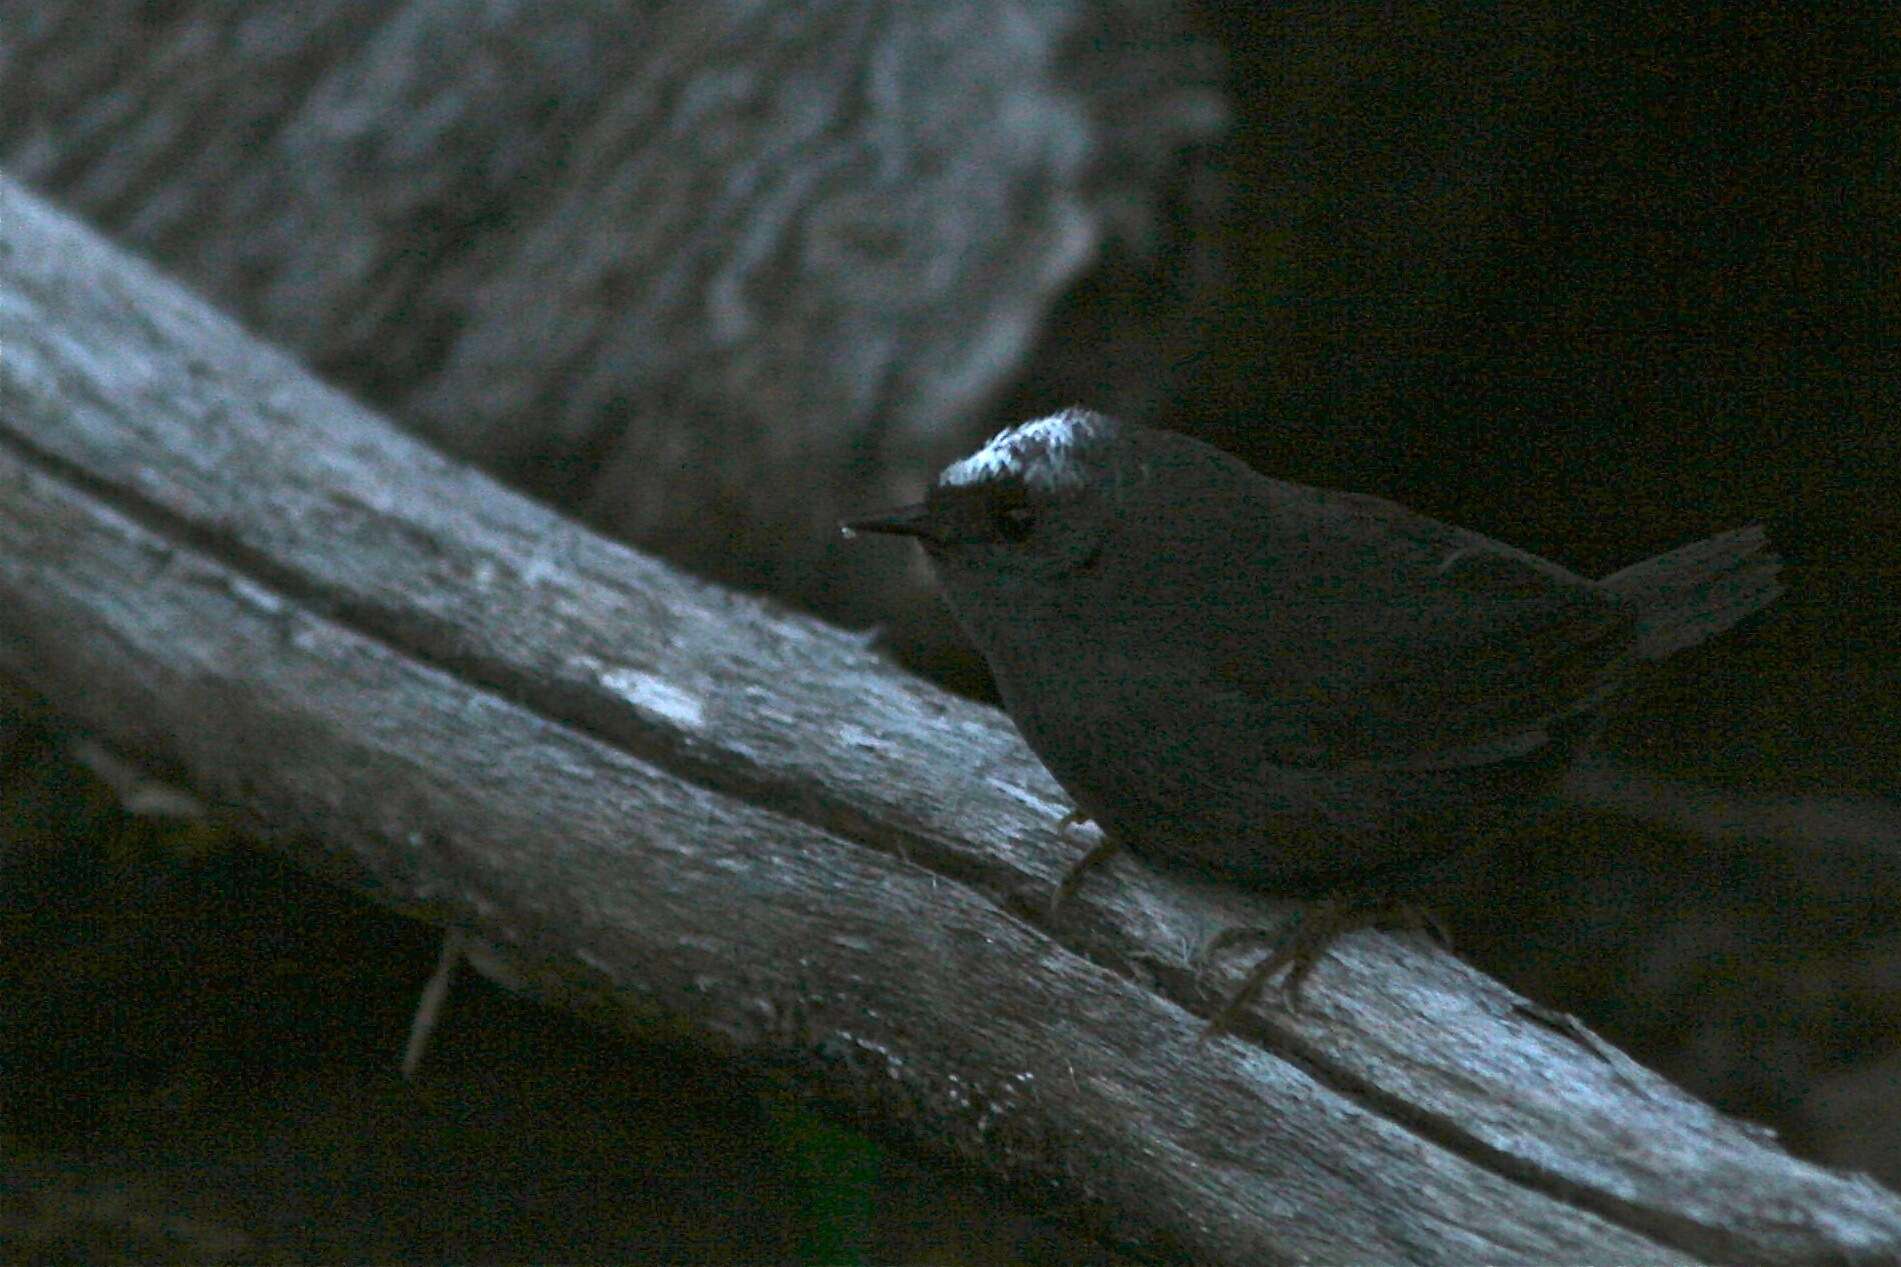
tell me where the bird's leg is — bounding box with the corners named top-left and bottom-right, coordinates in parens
top-left (1046, 810), bottom-right (1121, 919)
top-left (1197, 898), bottom-right (1452, 1037)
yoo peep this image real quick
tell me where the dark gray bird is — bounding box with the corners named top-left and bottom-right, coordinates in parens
top-left (846, 407), bottom-right (1781, 1019)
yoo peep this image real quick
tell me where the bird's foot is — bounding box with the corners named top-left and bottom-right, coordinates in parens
top-left (1046, 810), bottom-right (1120, 920)
top-left (1195, 898), bottom-right (1451, 1037)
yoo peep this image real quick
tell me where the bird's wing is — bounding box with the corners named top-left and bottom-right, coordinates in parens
top-left (1211, 487), bottom-right (1639, 769)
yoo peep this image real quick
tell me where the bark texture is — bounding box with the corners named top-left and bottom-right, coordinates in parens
top-left (2, 175), bottom-right (1899, 1265)
top-left (0, 0), bottom-right (1222, 639)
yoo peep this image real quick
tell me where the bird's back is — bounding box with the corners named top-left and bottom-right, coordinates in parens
top-left (997, 435), bottom-right (1655, 890)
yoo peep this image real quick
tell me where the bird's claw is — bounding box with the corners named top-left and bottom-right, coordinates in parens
top-left (1045, 811), bottom-right (1120, 920)
top-left (1197, 898), bottom-right (1452, 1039)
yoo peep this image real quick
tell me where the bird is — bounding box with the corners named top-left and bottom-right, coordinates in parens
top-left (845, 406), bottom-right (1782, 1026)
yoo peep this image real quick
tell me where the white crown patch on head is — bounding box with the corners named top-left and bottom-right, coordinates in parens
top-left (939, 407), bottom-right (1110, 492)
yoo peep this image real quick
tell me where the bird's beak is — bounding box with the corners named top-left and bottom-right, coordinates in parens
top-left (840, 503), bottom-right (940, 544)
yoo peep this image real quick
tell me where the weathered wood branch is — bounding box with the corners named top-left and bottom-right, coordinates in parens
top-left (1, 176), bottom-right (1897, 1265)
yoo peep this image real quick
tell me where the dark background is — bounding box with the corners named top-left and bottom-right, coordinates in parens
top-left (1, 3), bottom-right (1894, 1262)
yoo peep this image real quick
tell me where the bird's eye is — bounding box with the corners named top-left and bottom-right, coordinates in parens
top-left (994, 503), bottom-right (1036, 543)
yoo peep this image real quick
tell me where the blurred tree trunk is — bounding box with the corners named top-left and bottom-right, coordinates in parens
top-left (0, 0), bottom-right (1223, 650)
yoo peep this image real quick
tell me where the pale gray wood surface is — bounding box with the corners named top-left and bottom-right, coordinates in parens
top-left (2, 175), bottom-right (1897, 1264)
top-left (0, 0), bottom-right (1222, 642)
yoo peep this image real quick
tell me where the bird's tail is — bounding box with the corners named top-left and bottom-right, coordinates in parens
top-left (1600, 525), bottom-right (1783, 661)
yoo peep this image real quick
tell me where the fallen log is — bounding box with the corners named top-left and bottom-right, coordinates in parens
top-left (1, 174), bottom-right (1897, 1264)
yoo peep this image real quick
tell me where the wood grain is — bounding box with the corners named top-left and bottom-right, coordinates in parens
top-left (2, 174), bottom-right (1897, 1264)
